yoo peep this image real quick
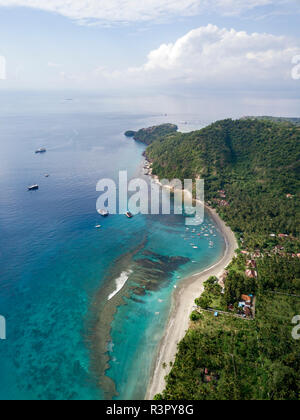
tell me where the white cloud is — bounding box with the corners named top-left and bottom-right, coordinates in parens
top-left (0, 0), bottom-right (297, 25)
top-left (120, 24), bottom-right (300, 89)
top-left (40, 25), bottom-right (300, 91)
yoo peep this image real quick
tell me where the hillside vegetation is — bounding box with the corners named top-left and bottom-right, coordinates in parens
top-left (125, 123), bottom-right (178, 145)
top-left (146, 119), bottom-right (300, 251)
top-left (243, 116), bottom-right (300, 126)
top-left (140, 118), bottom-right (300, 400)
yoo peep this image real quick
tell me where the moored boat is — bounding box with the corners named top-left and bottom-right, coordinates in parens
top-left (35, 148), bottom-right (46, 154)
top-left (98, 209), bottom-right (109, 217)
top-left (126, 211), bottom-right (133, 218)
top-left (28, 184), bottom-right (39, 191)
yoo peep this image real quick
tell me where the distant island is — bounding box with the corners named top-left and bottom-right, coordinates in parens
top-left (132, 118), bottom-right (300, 401)
top-left (125, 123), bottom-right (178, 145)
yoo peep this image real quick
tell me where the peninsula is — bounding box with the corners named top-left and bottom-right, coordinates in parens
top-left (125, 123), bottom-right (178, 145)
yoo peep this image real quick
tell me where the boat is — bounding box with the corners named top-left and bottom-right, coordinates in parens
top-left (97, 209), bottom-right (109, 217)
top-left (126, 211), bottom-right (133, 218)
top-left (44, 174), bottom-right (50, 178)
top-left (35, 148), bottom-right (46, 154)
top-left (28, 184), bottom-right (39, 191)
top-left (95, 225), bottom-right (102, 229)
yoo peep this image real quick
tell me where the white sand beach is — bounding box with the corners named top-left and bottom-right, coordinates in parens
top-left (146, 206), bottom-right (238, 399)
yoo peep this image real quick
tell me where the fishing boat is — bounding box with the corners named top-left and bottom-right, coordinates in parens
top-left (28, 184), bottom-right (39, 191)
top-left (35, 148), bottom-right (46, 154)
top-left (98, 209), bottom-right (109, 217)
top-left (126, 211), bottom-right (133, 218)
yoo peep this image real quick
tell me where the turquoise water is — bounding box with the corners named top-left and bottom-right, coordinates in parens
top-left (0, 93), bottom-right (225, 400)
top-left (107, 215), bottom-right (224, 400)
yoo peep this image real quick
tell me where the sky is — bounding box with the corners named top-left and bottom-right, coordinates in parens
top-left (0, 0), bottom-right (300, 116)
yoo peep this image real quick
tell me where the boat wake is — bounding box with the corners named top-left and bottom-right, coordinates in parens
top-left (108, 270), bottom-right (133, 301)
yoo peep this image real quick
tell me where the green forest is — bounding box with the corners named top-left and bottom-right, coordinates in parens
top-left (146, 119), bottom-right (300, 251)
top-left (243, 116), bottom-right (300, 126)
top-left (140, 118), bottom-right (300, 400)
top-left (125, 123), bottom-right (178, 145)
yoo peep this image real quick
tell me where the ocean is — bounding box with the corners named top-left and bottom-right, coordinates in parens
top-left (0, 92), bottom-right (225, 400)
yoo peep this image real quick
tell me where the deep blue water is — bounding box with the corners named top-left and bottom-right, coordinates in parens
top-left (0, 94), bottom-right (225, 400)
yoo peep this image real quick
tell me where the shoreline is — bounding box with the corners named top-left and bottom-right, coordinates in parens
top-left (145, 204), bottom-right (238, 400)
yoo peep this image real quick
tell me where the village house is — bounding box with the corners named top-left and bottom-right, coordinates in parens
top-left (253, 250), bottom-right (262, 258)
top-left (247, 260), bottom-right (256, 269)
top-left (214, 198), bottom-right (229, 207)
top-left (245, 269), bottom-right (257, 279)
top-left (202, 368), bottom-right (219, 384)
top-left (218, 190), bottom-right (227, 198)
top-left (241, 294), bottom-right (252, 304)
top-left (244, 306), bottom-right (252, 317)
top-left (239, 294), bottom-right (254, 318)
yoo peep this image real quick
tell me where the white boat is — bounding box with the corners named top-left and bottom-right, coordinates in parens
top-left (28, 184), bottom-right (39, 191)
top-left (98, 209), bottom-right (109, 217)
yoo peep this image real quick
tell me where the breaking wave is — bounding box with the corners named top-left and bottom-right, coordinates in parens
top-left (108, 270), bottom-right (133, 301)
